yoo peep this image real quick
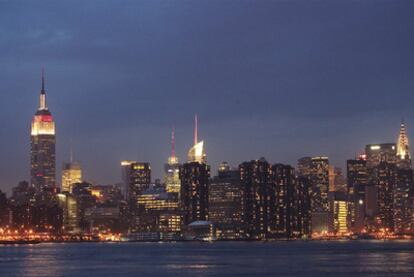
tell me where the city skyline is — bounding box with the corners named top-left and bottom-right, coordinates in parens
top-left (1, 1), bottom-right (414, 192)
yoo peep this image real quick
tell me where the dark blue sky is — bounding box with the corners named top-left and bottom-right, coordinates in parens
top-left (1, 0), bottom-right (414, 193)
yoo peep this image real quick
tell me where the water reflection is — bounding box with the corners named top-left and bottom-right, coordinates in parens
top-left (0, 241), bottom-right (414, 277)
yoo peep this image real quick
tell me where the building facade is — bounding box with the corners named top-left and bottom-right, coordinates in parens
top-left (31, 71), bottom-right (56, 191)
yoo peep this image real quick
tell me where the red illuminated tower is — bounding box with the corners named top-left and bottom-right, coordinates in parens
top-left (30, 69), bottom-right (56, 191)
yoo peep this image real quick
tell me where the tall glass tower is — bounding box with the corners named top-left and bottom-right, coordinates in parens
top-left (30, 69), bottom-right (56, 191)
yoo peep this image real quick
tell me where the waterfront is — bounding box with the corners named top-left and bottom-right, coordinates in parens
top-left (1, 241), bottom-right (414, 276)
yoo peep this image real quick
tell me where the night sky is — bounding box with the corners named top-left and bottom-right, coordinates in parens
top-left (1, 0), bottom-right (414, 193)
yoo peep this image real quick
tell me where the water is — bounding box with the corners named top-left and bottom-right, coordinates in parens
top-left (1, 241), bottom-right (414, 276)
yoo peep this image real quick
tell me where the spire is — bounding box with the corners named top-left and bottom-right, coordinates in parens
top-left (397, 119), bottom-right (410, 160)
top-left (171, 126), bottom-right (175, 158)
top-left (194, 114), bottom-right (198, 146)
top-left (188, 114), bottom-right (206, 164)
top-left (39, 67), bottom-right (47, 110)
top-left (70, 138), bottom-right (74, 163)
top-left (41, 67), bottom-right (45, 94)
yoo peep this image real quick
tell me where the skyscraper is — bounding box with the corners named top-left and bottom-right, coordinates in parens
top-left (180, 115), bottom-right (210, 226)
top-left (377, 161), bottom-right (397, 231)
top-left (31, 69), bottom-right (56, 191)
top-left (394, 121), bottom-right (413, 233)
top-left (397, 120), bottom-right (411, 169)
top-left (121, 161), bottom-right (151, 211)
top-left (61, 161), bottom-right (82, 193)
top-left (239, 158), bottom-right (272, 240)
top-left (187, 115), bottom-right (206, 164)
top-left (209, 163), bottom-right (243, 240)
top-left (346, 156), bottom-right (369, 233)
top-left (365, 143), bottom-right (397, 170)
top-left (164, 128), bottom-right (180, 194)
top-left (271, 164), bottom-right (296, 237)
top-left (298, 156), bottom-right (330, 233)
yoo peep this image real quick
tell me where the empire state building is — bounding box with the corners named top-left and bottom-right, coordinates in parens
top-left (30, 70), bottom-right (56, 191)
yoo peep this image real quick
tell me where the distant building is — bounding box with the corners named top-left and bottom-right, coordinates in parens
top-left (298, 156), bottom-right (330, 233)
top-left (239, 158), bottom-right (272, 240)
top-left (136, 186), bottom-right (181, 233)
top-left (394, 168), bottom-right (413, 234)
top-left (394, 121), bottom-right (413, 233)
top-left (180, 115), bottom-right (210, 226)
top-left (366, 143), bottom-right (397, 168)
top-left (0, 190), bottom-right (9, 227)
top-left (396, 121), bottom-right (411, 169)
top-left (328, 192), bottom-right (350, 234)
top-left (31, 70), bottom-right (56, 191)
top-left (347, 157), bottom-right (369, 233)
top-left (61, 161), bottom-right (82, 193)
top-left (121, 161), bottom-right (151, 212)
top-left (57, 193), bottom-right (80, 234)
top-left (164, 128), bottom-right (181, 195)
top-left (377, 161), bottom-right (397, 231)
top-left (209, 163), bottom-right (243, 240)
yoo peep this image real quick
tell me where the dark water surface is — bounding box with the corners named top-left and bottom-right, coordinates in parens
top-left (1, 241), bottom-right (414, 276)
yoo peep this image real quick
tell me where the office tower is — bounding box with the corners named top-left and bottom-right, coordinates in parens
top-left (328, 192), bottom-right (349, 234)
top-left (61, 161), bottom-right (82, 193)
top-left (365, 143), bottom-right (397, 170)
top-left (57, 193), bottom-right (80, 234)
top-left (271, 164), bottom-right (296, 237)
top-left (364, 144), bottom-right (397, 229)
top-left (397, 120), bottom-right (411, 169)
top-left (377, 161), bottom-right (397, 231)
top-left (295, 176), bottom-right (311, 236)
top-left (136, 186), bottom-right (180, 233)
top-left (239, 158), bottom-right (272, 240)
top-left (165, 128), bottom-right (181, 194)
top-left (329, 166), bottom-right (346, 193)
top-left (394, 168), bottom-right (413, 234)
top-left (71, 182), bottom-right (97, 232)
top-left (121, 161), bottom-right (151, 210)
top-left (394, 121), bottom-right (413, 233)
top-left (209, 163), bottom-right (243, 240)
top-left (297, 157), bottom-right (312, 177)
top-left (31, 70), bottom-right (56, 191)
top-left (180, 116), bottom-right (210, 226)
top-left (347, 157), bottom-right (369, 233)
top-left (298, 156), bottom-right (330, 233)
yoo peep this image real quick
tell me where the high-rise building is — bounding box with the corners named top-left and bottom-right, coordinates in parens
top-left (121, 161), bottom-right (151, 211)
top-left (271, 164), bottom-right (296, 237)
top-left (328, 192), bottom-right (349, 234)
top-left (297, 157), bottom-right (312, 177)
top-left (209, 163), bottom-right (243, 240)
top-left (329, 166), bottom-right (346, 193)
top-left (180, 115), bottom-right (210, 226)
top-left (298, 156), bottom-right (330, 233)
top-left (365, 143), bottom-right (397, 170)
top-left (394, 168), bottom-right (413, 234)
top-left (347, 156), bottom-right (369, 233)
top-left (164, 128), bottom-right (180, 194)
top-left (239, 158), bottom-right (272, 240)
top-left (377, 161), bottom-right (397, 231)
top-left (57, 193), bottom-right (80, 234)
top-left (295, 176), bottom-right (311, 236)
top-left (31, 70), bottom-right (56, 191)
top-left (394, 121), bottom-right (413, 233)
top-left (61, 161), bottom-right (82, 193)
top-left (397, 120), bottom-right (411, 168)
